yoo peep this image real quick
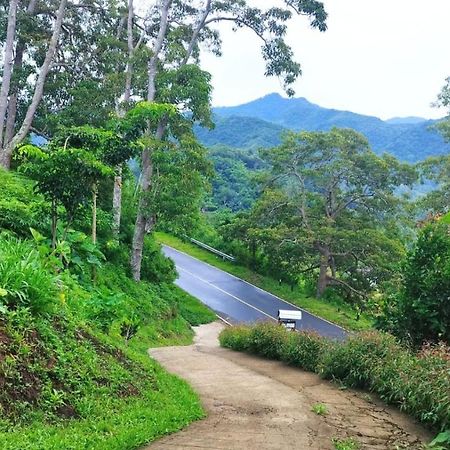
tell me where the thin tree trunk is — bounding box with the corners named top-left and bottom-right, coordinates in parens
top-left (1, 0), bottom-right (67, 169)
top-left (124, 0), bottom-right (134, 102)
top-left (181, 0), bottom-right (212, 66)
top-left (112, 0), bottom-right (134, 238)
top-left (51, 199), bottom-right (58, 249)
top-left (4, 93), bottom-right (18, 148)
top-left (131, 120), bottom-right (164, 280)
top-left (3, 0), bottom-right (38, 148)
top-left (92, 183), bottom-right (98, 282)
top-left (0, 0), bottom-right (19, 151)
top-left (131, 0), bottom-right (171, 281)
top-left (146, 0), bottom-right (171, 102)
top-left (316, 250), bottom-right (330, 298)
top-left (112, 165), bottom-right (122, 236)
top-left (92, 183), bottom-right (98, 244)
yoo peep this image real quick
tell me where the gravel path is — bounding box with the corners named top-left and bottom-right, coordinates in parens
top-left (145, 322), bottom-right (431, 450)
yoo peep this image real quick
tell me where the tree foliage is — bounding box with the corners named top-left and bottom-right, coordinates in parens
top-left (378, 220), bottom-right (450, 346)
top-left (223, 128), bottom-right (417, 305)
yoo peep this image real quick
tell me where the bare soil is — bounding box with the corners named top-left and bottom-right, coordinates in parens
top-left (145, 322), bottom-right (432, 450)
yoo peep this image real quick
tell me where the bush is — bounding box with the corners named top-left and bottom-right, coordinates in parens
top-left (219, 325), bottom-right (252, 351)
top-left (378, 221), bottom-right (450, 346)
top-left (0, 168), bottom-right (48, 237)
top-left (0, 235), bottom-right (59, 314)
top-left (219, 323), bottom-right (450, 431)
top-left (141, 236), bottom-right (177, 284)
top-left (247, 322), bottom-right (289, 359)
top-left (317, 332), bottom-right (402, 387)
top-left (281, 331), bottom-right (329, 372)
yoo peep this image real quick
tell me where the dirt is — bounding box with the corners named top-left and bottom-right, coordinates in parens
top-left (145, 322), bottom-right (432, 450)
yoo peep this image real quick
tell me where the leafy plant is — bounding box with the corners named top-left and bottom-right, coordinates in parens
top-left (378, 221), bottom-right (450, 346)
top-left (311, 403), bottom-right (328, 416)
top-left (332, 437), bottom-right (361, 450)
top-left (0, 234), bottom-right (59, 314)
top-left (428, 430), bottom-right (450, 449)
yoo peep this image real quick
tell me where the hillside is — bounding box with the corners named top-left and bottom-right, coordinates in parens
top-left (0, 168), bottom-right (216, 449)
top-left (196, 93), bottom-right (450, 162)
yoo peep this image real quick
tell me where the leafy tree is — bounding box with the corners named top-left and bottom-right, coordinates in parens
top-left (420, 77), bottom-right (450, 214)
top-left (378, 219), bottom-right (450, 346)
top-left (129, 0), bottom-right (328, 281)
top-left (18, 142), bottom-right (112, 248)
top-left (251, 128), bottom-right (417, 300)
top-left (0, 0), bottom-right (69, 168)
top-left (418, 155), bottom-right (450, 214)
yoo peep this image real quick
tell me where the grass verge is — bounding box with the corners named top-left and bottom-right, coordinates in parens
top-left (0, 312), bottom-right (205, 450)
top-left (155, 232), bottom-right (373, 331)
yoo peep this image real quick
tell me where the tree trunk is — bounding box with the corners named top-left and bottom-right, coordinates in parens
top-left (3, 0), bottom-right (38, 149)
top-left (0, 0), bottom-right (19, 151)
top-left (124, 0), bottom-right (134, 102)
top-left (316, 249), bottom-right (330, 298)
top-left (130, 0), bottom-right (171, 281)
top-left (112, 166), bottom-right (122, 237)
top-left (131, 146), bottom-right (153, 280)
top-left (51, 199), bottom-right (58, 250)
top-left (92, 183), bottom-right (98, 283)
top-left (92, 183), bottom-right (98, 244)
top-left (1, 0), bottom-right (67, 169)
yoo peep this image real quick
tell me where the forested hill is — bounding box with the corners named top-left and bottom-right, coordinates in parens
top-left (195, 93), bottom-right (450, 162)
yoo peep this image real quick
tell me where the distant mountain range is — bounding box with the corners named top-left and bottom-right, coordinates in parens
top-left (195, 93), bottom-right (450, 162)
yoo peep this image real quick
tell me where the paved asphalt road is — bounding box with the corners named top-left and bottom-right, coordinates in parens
top-left (163, 245), bottom-right (347, 340)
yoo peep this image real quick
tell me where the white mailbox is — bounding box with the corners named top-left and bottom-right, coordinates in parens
top-left (277, 309), bottom-right (302, 331)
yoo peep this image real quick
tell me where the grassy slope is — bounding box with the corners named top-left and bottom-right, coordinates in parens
top-left (155, 232), bottom-right (374, 331)
top-left (0, 251), bottom-right (216, 449)
top-left (0, 314), bottom-right (204, 450)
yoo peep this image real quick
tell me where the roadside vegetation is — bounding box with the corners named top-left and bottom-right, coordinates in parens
top-left (0, 167), bottom-right (215, 449)
top-left (219, 323), bottom-right (450, 434)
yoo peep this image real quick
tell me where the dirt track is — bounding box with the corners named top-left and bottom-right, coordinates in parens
top-left (145, 322), bottom-right (431, 450)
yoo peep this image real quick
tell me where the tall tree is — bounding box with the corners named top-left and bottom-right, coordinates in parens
top-left (419, 76), bottom-right (450, 214)
top-left (256, 128), bottom-right (417, 299)
top-left (130, 0), bottom-right (328, 280)
top-left (0, 0), bottom-right (68, 169)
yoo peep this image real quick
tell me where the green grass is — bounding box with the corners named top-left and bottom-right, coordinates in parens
top-left (0, 312), bottom-right (205, 450)
top-left (0, 237), bottom-right (216, 450)
top-left (311, 403), bottom-right (328, 416)
top-left (332, 437), bottom-right (361, 450)
top-left (155, 232), bottom-right (374, 331)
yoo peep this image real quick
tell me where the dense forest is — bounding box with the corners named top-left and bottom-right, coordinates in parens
top-left (0, 0), bottom-right (449, 447)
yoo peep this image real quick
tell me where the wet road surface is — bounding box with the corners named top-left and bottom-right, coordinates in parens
top-left (163, 245), bottom-right (347, 340)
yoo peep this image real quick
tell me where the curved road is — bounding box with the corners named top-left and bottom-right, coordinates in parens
top-left (163, 245), bottom-right (347, 340)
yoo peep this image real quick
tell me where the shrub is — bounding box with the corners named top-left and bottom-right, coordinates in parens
top-left (377, 222), bottom-right (450, 346)
top-left (219, 323), bottom-right (450, 431)
top-left (219, 325), bottom-right (252, 351)
top-left (318, 332), bottom-right (402, 388)
top-left (141, 236), bottom-right (177, 284)
top-left (0, 235), bottom-right (59, 314)
top-left (247, 322), bottom-right (289, 359)
top-left (281, 330), bottom-right (329, 372)
top-left (0, 168), bottom-right (48, 237)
